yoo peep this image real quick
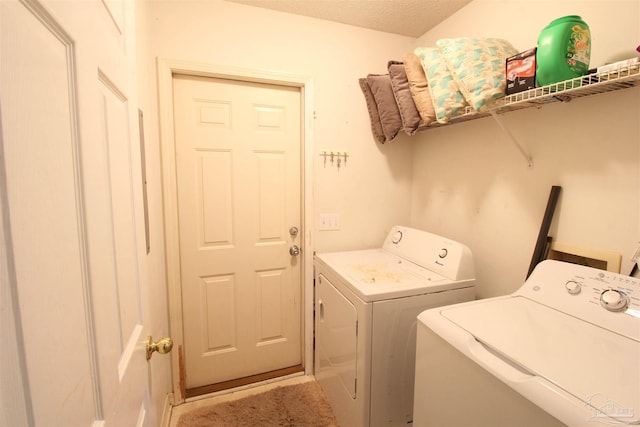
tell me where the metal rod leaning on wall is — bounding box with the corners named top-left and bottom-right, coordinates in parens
top-left (527, 185), bottom-right (562, 278)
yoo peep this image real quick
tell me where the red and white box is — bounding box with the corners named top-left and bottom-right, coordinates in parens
top-left (506, 48), bottom-right (537, 95)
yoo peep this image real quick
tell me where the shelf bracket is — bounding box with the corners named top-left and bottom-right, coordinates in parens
top-left (490, 110), bottom-right (533, 168)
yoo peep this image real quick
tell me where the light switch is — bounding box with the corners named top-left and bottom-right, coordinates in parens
top-left (319, 213), bottom-right (340, 231)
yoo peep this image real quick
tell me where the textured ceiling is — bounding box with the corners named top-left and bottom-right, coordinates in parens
top-left (224, 0), bottom-right (471, 38)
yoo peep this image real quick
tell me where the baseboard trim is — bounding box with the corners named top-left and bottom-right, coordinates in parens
top-left (159, 392), bottom-right (174, 427)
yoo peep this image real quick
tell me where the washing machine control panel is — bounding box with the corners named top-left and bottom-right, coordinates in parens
top-left (382, 225), bottom-right (474, 281)
top-left (563, 280), bottom-right (631, 311)
top-left (518, 260), bottom-right (640, 340)
top-left (563, 270), bottom-right (638, 314)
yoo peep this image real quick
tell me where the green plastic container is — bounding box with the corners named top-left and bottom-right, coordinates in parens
top-left (536, 15), bottom-right (591, 86)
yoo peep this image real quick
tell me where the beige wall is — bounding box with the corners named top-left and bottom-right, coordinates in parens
top-left (135, 0), bottom-right (640, 417)
top-left (411, 0), bottom-right (640, 297)
top-left (140, 0), bottom-right (416, 254)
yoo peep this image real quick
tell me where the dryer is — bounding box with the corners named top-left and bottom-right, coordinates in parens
top-left (414, 259), bottom-right (640, 427)
top-left (314, 225), bottom-right (475, 427)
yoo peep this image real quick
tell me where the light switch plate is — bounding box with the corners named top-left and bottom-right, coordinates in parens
top-left (319, 213), bottom-right (340, 231)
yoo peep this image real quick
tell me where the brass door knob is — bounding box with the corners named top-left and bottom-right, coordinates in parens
top-left (146, 336), bottom-right (173, 360)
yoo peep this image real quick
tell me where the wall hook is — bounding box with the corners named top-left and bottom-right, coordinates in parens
top-left (319, 151), bottom-right (350, 169)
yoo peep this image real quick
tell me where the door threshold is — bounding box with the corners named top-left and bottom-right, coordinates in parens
top-left (185, 365), bottom-right (304, 399)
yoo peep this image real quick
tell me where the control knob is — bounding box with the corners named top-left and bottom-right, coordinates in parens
top-left (565, 280), bottom-right (581, 295)
top-left (599, 289), bottom-right (629, 312)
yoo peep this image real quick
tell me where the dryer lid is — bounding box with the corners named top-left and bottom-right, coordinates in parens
top-left (316, 249), bottom-right (472, 302)
top-left (441, 296), bottom-right (640, 424)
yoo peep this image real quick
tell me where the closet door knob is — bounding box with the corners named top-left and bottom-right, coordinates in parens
top-left (146, 336), bottom-right (173, 360)
top-left (289, 245), bottom-right (300, 256)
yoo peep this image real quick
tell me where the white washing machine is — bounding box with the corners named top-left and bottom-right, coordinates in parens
top-left (314, 225), bottom-right (475, 427)
top-left (414, 259), bottom-right (640, 427)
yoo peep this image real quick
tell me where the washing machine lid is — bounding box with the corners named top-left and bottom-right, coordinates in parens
top-left (315, 249), bottom-right (473, 302)
top-left (440, 296), bottom-right (640, 425)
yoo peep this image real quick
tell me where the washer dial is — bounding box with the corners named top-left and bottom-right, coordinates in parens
top-left (599, 289), bottom-right (629, 312)
top-left (565, 280), bottom-right (581, 295)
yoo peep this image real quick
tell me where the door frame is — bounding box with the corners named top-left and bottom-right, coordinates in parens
top-left (157, 58), bottom-right (314, 404)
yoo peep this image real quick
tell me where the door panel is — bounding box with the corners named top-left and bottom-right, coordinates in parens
top-left (172, 74), bottom-right (302, 389)
top-left (95, 72), bottom-right (148, 426)
top-left (199, 151), bottom-right (233, 245)
top-left (1, 3), bottom-right (94, 424)
top-left (0, 0), bottom-right (151, 425)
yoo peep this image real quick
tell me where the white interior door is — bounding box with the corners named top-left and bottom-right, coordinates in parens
top-left (172, 74), bottom-right (302, 392)
top-left (0, 0), bottom-right (154, 425)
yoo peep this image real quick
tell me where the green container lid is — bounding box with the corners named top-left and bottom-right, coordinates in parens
top-left (536, 15), bottom-right (591, 86)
